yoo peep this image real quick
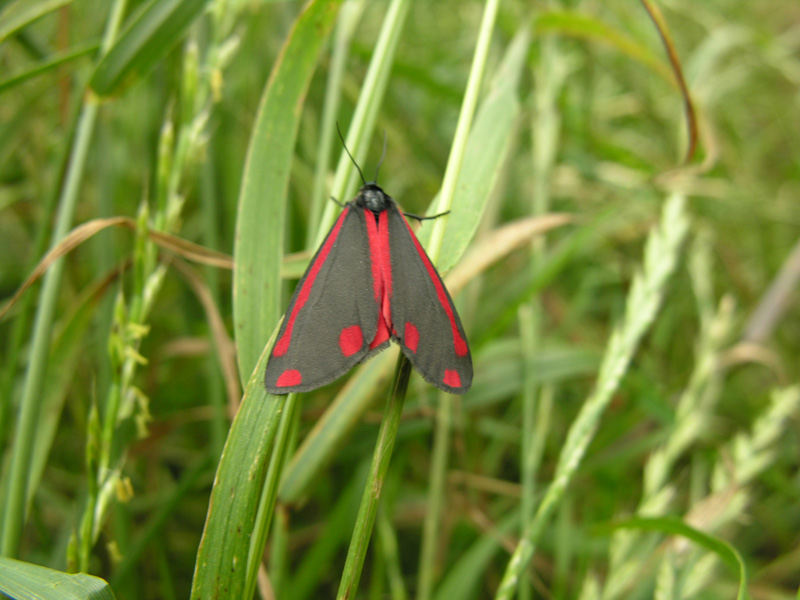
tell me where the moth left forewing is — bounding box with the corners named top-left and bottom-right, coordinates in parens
top-left (264, 206), bottom-right (382, 394)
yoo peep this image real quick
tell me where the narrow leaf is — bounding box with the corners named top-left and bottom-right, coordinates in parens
top-left (424, 28), bottom-right (531, 273)
top-left (0, 42), bottom-right (99, 94)
top-left (602, 516), bottom-right (751, 600)
top-left (0, 0), bottom-right (72, 45)
top-left (533, 10), bottom-right (672, 82)
top-left (89, 0), bottom-right (211, 96)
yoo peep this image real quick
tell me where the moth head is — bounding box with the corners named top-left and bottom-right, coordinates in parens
top-left (358, 183), bottom-right (391, 212)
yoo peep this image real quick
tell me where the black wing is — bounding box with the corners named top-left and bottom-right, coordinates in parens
top-left (265, 206), bottom-right (388, 394)
top-left (387, 207), bottom-right (472, 393)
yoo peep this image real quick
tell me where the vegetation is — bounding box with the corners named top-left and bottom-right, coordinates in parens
top-left (0, 0), bottom-right (797, 598)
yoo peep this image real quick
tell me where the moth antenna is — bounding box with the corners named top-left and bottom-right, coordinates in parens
top-left (403, 210), bottom-right (450, 223)
top-left (336, 122), bottom-right (366, 186)
top-left (374, 130), bottom-right (387, 183)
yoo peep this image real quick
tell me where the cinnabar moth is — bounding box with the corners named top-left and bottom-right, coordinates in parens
top-left (264, 134), bottom-right (472, 395)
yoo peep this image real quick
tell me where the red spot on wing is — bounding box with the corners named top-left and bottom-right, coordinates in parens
top-left (272, 208), bottom-right (350, 357)
top-left (365, 209), bottom-right (393, 349)
top-left (400, 215), bottom-right (468, 356)
top-left (443, 369), bottom-right (461, 388)
top-left (276, 369), bottom-right (302, 388)
top-left (339, 325), bottom-right (364, 357)
top-left (404, 322), bottom-right (419, 353)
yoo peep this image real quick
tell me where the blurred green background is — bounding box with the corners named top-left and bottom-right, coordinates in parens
top-left (0, 0), bottom-right (798, 598)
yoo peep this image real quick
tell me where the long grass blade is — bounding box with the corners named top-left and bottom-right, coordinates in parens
top-left (0, 0), bottom-right (127, 558)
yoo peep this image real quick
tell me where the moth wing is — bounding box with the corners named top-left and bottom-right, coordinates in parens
top-left (387, 207), bottom-right (472, 393)
top-left (265, 206), bottom-right (385, 394)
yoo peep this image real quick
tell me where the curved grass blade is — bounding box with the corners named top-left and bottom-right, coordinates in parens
top-left (191, 3), bottom-right (342, 597)
top-left (599, 516), bottom-right (751, 600)
top-left (0, 216), bottom-right (232, 323)
top-left (640, 0), bottom-right (698, 162)
top-left (533, 10), bottom-right (672, 82)
top-left (233, 0), bottom-right (343, 381)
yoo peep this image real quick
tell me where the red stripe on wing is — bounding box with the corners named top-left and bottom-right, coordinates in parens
top-left (364, 209), bottom-right (393, 350)
top-left (399, 214), bottom-right (468, 357)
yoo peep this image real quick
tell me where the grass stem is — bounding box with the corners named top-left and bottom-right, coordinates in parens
top-left (337, 357), bottom-right (411, 599)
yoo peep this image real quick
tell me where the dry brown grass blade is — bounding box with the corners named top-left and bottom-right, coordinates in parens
top-left (445, 213), bottom-right (573, 294)
top-left (742, 236), bottom-right (800, 345)
top-left (0, 216), bottom-right (233, 322)
top-left (147, 229), bottom-right (233, 270)
top-left (641, 0), bottom-right (698, 163)
top-left (722, 342), bottom-right (785, 384)
top-left (170, 259), bottom-right (241, 413)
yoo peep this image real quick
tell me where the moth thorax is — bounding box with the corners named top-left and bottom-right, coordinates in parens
top-left (359, 184), bottom-right (391, 212)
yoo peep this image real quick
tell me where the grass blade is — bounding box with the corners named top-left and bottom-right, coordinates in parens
top-left (89, 0), bottom-right (211, 96)
top-left (422, 22), bottom-right (529, 273)
top-left (0, 557), bottom-right (116, 600)
top-left (233, 0), bottom-right (343, 381)
top-left (0, 0), bottom-right (127, 558)
top-left (0, 41), bottom-right (99, 94)
top-left (188, 347), bottom-right (286, 599)
top-left (426, 0), bottom-right (501, 265)
top-left (0, 0), bottom-right (72, 44)
top-left (601, 516), bottom-right (751, 600)
top-left (336, 358), bottom-right (412, 599)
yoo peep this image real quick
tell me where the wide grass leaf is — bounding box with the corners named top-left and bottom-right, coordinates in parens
top-left (189, 344), bottom-right (286, 599)
top-left (0, 557), bottom-right (115, 600)
top-left (233, 0), bottom-right (343, 381)
top-left (191, 2), bottom-right (342, 598)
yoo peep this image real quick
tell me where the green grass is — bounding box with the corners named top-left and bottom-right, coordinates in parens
top-left (1, 1), bottom-right (799, 599)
